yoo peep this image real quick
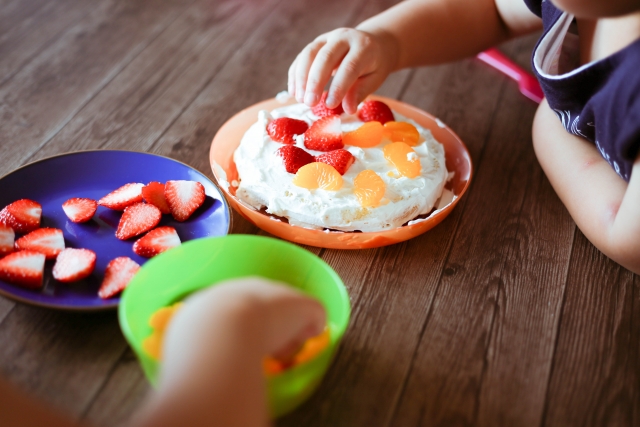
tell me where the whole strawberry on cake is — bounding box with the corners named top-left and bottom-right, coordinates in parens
top-left (233, 93), bottom-right (449, 232)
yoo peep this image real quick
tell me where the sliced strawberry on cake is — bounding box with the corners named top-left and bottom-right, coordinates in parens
top-left (357, 100), bottom-right (394, 124)
top-left (133, 226), bottom-right (181, 258)
top-left (115, 203), bottom-right (162, 240)
top-left (0, 250), bottom-right (45, 289)
top-left (315, 149), bottom-right (355, 175)
top-left (0, 225), bottom-right (15, 258)
top-left (304, 115), bottom-right (344, 152)
top-left (267, 117), bottom-right (309, 144)
top-left (62, 198), bottom-right (97, 223)
top-left (164, 180), bottom-right (206, 222)
top-left (52, 248), bottom-right (97, 282)
top-left (311, 92), bottom-right (344, 118)
top-left (14, 228), bottom-right (65, 260)
top-left (98, 183), bottom-right (144, 211)
top-left (276, 145), bottom-right (316, 174)
top-left (142, 182), bottom-right (171, 214)
top-left (98, 256), bottom-right (140, 299)
top-left (0, 199), bottom-right (42, 234)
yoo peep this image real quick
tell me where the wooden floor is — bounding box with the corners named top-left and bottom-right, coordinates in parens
top-left (1, 0), bottom-right (639, 426)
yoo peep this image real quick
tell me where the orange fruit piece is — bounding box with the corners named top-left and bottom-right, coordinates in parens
top-left (383, 121), bottom-right (420, 146)
top-left (292, 162), bottom-right (343, 190)
top-left (343, 121), bottom-right (384, 148)
top-left (142, 331), bottom-right (162, 360)
top-left (384, 142), bottom-right (421, 178)
top-left (293, 328), bottom-right (331, 365)
top-left (263, 357), bottom-right (286, 376)
top-left (353, 170), bottom-right (386, 208)
top-left (144, 302), bottom-right (184, 361)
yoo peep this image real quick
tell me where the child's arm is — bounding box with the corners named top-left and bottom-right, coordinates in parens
top-left (533, 100), bottom-right (640, 274)
top-left (289, 0), bottom-right (541, 113)
top-left (131, 278), bottom-right (326, 427)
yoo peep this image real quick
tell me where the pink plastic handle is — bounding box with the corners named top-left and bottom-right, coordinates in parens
top-left (477, 48), bottom-right (544, 103)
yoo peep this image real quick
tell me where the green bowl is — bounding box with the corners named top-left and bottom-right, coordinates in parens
top-left (118, 235), bottom-right (351, 417)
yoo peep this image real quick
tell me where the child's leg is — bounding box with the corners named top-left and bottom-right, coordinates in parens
top-left (532, 99), bottom-right (640, 273)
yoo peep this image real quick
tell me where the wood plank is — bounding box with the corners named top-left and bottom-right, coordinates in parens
top-left (542, 231), bottom-right (640, 427)
top-left (0, 307), bottom-right (127, 418)
top-left (0, 0), bottom-right (98, 87)
top-left (29, 0), bottom-right (278, 162)
top-left (0, 0), bottom-right (192, 177)
top-left (388, 35), bottom-right (574, 427)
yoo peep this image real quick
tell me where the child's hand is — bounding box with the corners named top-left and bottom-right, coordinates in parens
top-left (288, 27), bottom-right (398, 115)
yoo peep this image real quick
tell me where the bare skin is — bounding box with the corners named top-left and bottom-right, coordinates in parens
top-left (289, 0), bottom-right (640, 273)
top-left (0, 279), bottom-right (326, 427)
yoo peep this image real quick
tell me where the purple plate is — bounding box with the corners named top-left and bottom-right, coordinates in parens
top-left (0, 150), bottom-right (231, 311)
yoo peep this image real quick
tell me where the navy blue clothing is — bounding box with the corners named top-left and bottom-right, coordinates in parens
top-left (523, 0), bottom-right (640, 181)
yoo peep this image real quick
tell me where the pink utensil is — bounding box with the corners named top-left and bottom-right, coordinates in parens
top-left (477, 48), bottom-right (544, 103)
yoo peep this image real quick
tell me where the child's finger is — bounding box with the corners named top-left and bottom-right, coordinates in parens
top-left (342, 73), bottom-right (380, 115)
top-left (287, 57), bottom-right (298, 98)
top-left (304, 40), bottom-right (350, 106)
top-left (294, 39), bottom-right (326, 103)
top-left (327, 47), bottom-right (372, 110)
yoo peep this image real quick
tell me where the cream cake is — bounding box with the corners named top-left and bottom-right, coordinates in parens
top-left (232, 93), bottom-right (449, 232)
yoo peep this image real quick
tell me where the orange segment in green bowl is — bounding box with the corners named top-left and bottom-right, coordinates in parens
top-left (383, 142), bottom-right (421, 178)
top-left (343, 121), bottom-right (384, 148)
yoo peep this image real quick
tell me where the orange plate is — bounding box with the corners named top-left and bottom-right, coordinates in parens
top-left (210, 96), bottom-right (472, 249)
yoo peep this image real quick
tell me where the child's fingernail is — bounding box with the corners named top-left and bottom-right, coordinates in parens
top-left (304, 92), bottom-right (318, 105)
top-left (325, 95), bottom-right (336, 107)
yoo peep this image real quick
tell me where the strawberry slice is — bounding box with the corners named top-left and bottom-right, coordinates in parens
top-left (115, 203), bottom-right (162, 240)
top-left (98, 256), bottom-right (140, 299)
top-left (276, 145), bottom-right (316, 174)
top-left (164, 180), bottom-right (206, 222)
top-left (267, 117), bottom-right (309, 144)
top-left (142, 182), bottom-right (171, 214)
top-left (311, 92), bottom-right (344, 118)
top-left (357, 100), bottom-right (394, 124)
top-left (0, 250), bottom-right (45, 289)
top-left (98, 183), bottom-right (144, 211)
top-left (304, 116), bottom-right (344, 152)
top-left (0, 225), bottom-right (15, 258)
top-left (62, 198), bottom-right (97, 223)
top-left (315, 149), bottom-right (355, 175)
top-left (133, 226), bottom-right (181, 258)
top-left (14, 228), bottom-right (65, 260)
top-left (0, 199), bottom-right (42, 234)
top-left (52, 248), bottom-right (97, 282)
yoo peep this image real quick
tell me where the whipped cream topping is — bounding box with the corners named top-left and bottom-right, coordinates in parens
top-left (233, 101), bottom-right (448, 232)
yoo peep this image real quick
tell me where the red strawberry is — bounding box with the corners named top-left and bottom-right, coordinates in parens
top-left (98, 257), bottom-right (140, 299)
top-left (164, 180), bottom-right (206, 222)
top-left (133, 226), bottom-right (181, 258)
top-left (14, 228), bottom-right (65, 260)
top-left (267, 117), bottom-right (309, 144)
top-left (0, 250), bottom-right (45, 289)
top-left (142, 182), bottom-right (171, 214)
top-left (315, 149), bottom-right (355, 175)
top-left (0, 225), bottom-right (15, 258)
top-left (62, 198), bottom-right (97, 223)
top-left (115, 203), bottom-right (162, 240)
top-left (0, 199), bottom-right (42, 234)
top-left (98, 183), bottom-right (144, 211)
top-left (276, 145), bottom-right (316, 174)
top-left (357, 100), bottom-right (394, 124)
top-left (304, 116), bottom-right (344, 152)
top-left (52, 248), bottom-right (96, 283)
top-left (312, 92), bottom-right (344, 118)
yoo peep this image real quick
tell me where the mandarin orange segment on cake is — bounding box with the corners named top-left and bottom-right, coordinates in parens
top-left (383, 142), bottom-right (422, 178)
top-left (383, 121), bottom-right (420, 146)
top-left (353, 170), bottom-right (386, 208)
top-left (343, 121), bottom-right (384, 148)
top-left (292, 162), bottom-right (343, 191)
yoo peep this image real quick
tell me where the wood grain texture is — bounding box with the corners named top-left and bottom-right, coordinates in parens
top-left (0, 0), bottom-right (638, 426)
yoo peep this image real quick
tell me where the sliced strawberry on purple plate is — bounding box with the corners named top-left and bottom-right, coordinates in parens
top-left (115, 203), bottom-right (162, 240)
top-left (98, 183), bottom-right (144, 211)
top-left (0, 250), bottom-right (46, 289)
top-left (0, 199), bottom-right (42, 234)
top-left (98, 256), bottom-right (140, 299)
top-left (62, 198), bottom-right (98, 223)
top-left (133, 226), bottom-right (181, 258)
top-left (0, 225), bottom-right (15, 258)
top-left (52, 248), bottom-right (97, 283)
top-left (14, 228), bottom-right (65, 260)
top-left (164, 180), bottom-right (206, 222)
